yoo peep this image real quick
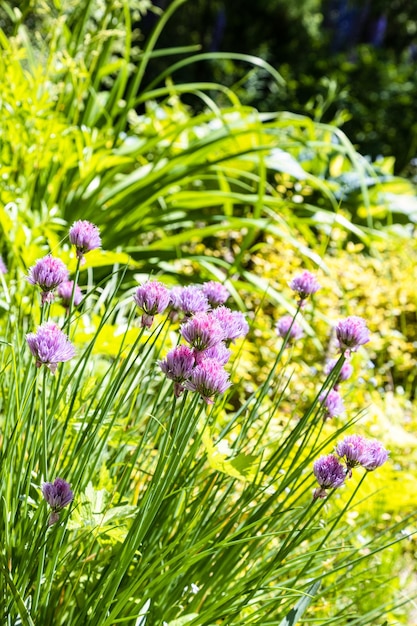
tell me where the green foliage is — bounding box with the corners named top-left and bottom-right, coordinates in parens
top-left (2, 0), bottom-right (417, 290)
top-left (0, 1), bottom-right (416, 623)
top-left (0, 251), bottom-right (410, 625)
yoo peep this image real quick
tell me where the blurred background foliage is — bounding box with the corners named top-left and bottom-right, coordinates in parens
top-left (129, 0), bottom-right (417, 174)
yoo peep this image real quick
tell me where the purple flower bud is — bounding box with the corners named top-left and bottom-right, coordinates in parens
top-left (313, 454), bottom-right (346, 499)
top-left (324, 359), bottom-right (353, 388)
top-left (158, 345), bottom-right (195, 397)
top-left (201, 281), bottom-right (230, 307)
top-left (57, 280), bottom-right (83, 308)
top-left (335, 316), bottom-right (370, 355)
top-left (184, 358), bottom-right (231, 404)
top-left (275, 315), bottom-right (304, 342)
top-left (360, 439), bottom-right (389, 471)
top-left (289, 271), bottom-right (320, 306)
top-left (180, 313), bottom-right (225, 352)
top-left (69, 220), bottom-right (101, 261)
top-left (211, 306), bottom-right (249, 342)
top-left (42, 478), bottom-right (73, 526)
top-left (133, 281), bottom-right (170, 328)
top-left (335, 434), bottom-right (368, 475)
top-left (0, 255), bottom-right (7, 274)
top-left (170, 285), bottom-right (209, 316)
top-left (26, 322), bottom-right (76, 374)
top-left (319, 389), bottom-right (345, 420)
top-left (27, 255), bottom-right (69, 305)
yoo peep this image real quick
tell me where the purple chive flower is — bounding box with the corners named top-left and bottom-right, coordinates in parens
top-left (0, 255), bottom-right (7, 274)
top-left (335, 316), bottom-right (370, 355)
top-left (201, 281), bottom-right (230, 307)
top-left (180, 313), bottom-right (225, 352)
top-left (289, 271), bottom-right (320, 307)
top-left (158, 345), bottom-right (195, 397)
top-left (324, 359), bottom-right (354, 389)
top-left (184, 358), bottom-right (231, 404)
top-left (133, 281), bottom-right (171, 328)
top-left (319, 389), bottom-right (345, 420)
top-left (27, 255), bottom-right (69, 305)
top-left (26, 322), bottom-right (76, 374)
top-left (211, 306), bottom-right (249, 342)
top-left (42, 478), bottom-right (73, 526)
top-left (360, 439), bottom-right (389, 471)
top-left (200, 341), bottom-right (231, 366)
top-left (335, 434), bottom-right (368, 476)
top-left (171, 285), bottom-right (209, 317)
top-left (275, 315), bottom-right (304, 342)
top-left (313, 454), bottom-right (346, 499)
top-left (69, 220), bottom-right (101, 262)
top-left (57, 280), bottom-right (83, 309)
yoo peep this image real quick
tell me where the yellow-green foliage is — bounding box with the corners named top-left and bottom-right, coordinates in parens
top-left (220, 228), bottom-right (417, 559)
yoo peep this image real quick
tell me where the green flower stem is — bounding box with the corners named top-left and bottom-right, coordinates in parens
top-left (294, 471), bottom-right (368, 586)
top-left (64, 256), bottom-right (82, 331)
top-left (41, 368), bottom-right (48, 480)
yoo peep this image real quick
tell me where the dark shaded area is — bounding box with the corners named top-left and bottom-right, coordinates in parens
top-left (146, 0), bottom-right (417, 172)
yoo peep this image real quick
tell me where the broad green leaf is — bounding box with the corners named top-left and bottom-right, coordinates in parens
top-left (278, 581), bottom-right (321, 626)
top-left (202, 429), bottom-right (258, 481)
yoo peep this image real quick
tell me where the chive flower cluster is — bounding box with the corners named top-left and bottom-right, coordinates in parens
top-left (135, 280), bottom-right (248, 404)
top-left (22, 241), bottom-right (389, 527)
top-left (319, 316), bottom-right (370, 420)
top-left (271, 271), bottom-right (388, 500)
top-left (42, 478), bottom-right (74, 526)
top-left (25, 222), bottom-right (100, 526)
top-left (275, 270), bottom-right (320, 344)
top-left (289, 270), bottom-right (321, 308)
top-left (25, 220), bottom-right (101, 374)
top-left (26, 322), bottom-right (76, 374)
top-left (27, 219), bottom-right (100, 307)
top-left (313, 435), bottom-right (389, 499)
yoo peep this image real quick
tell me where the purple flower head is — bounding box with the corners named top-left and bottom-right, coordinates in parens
top-left (324, 359), bottom-right (354, 389)
top-left (289, 271), bottom-right (320, 306)
top-left (313, 454), bottom-right (346, 499)
top-left (211, 306), bottom-right (249, 343)
top-left (133, 281), bottom-right (171, 328)
top-left (42, 478), bottom-right (73, 526)
top-left (184, 358), bottom-right (231, 404)
top-left (201, 281), bottom-right (230, 307)
top-left (69, 220), bottom-right (101, 262)
top-left (57, 280), bottom-right (83, 309)
top-left (158, 345), bottom-right (195, 397)
top-left (275, 315), bottom-right (304, 342)
top-left (169, 286), bottom-right (183, 309)
top-left (27, 255), bottom-right (69, 305)
top-left (319, 389), bottom-right (345, 420)
top-left (335, 316), bottom-right (370, 355)
top-left (360, 439), bottom-right (389, 471)
top-left (200, 341), bottom-right (231, 366)
top-left (26, 322), bottom-right (76, 374)
top-left (335, 434), bottom-right (368, 475)
top-left (171, 285), bottom-right (209, 317)
top-left (0, 255), bottom-right (7, 274)
top-left (180, 313), bottom-right (225, 352)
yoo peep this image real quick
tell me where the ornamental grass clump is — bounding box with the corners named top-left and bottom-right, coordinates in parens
top-left (0, 254), bottom-right (408, 626)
